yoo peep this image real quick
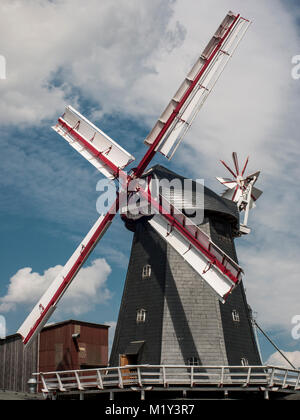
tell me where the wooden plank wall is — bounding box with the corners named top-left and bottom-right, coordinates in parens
top-left (0, 335), bottom-right (38, 393)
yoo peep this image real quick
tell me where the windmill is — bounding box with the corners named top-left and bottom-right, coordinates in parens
top-left (18, 11), bottom-right (257, 356)
top-left (217, 152), bottom-right (263, 235)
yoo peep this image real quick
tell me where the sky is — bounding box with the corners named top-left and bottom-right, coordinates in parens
top-left (0, 0), bottom-right (300, 367)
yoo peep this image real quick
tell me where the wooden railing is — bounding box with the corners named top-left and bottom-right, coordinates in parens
top-left (33, 365), bottom-right (300, 394)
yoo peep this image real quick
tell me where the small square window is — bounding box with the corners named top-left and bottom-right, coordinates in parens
top-left (136, 309), bottom-right (146, 323)
top-left (232, 310), bottom-right (240, 323)
top-left (142, 265), bottom-right (151, 279)
top-left (187, 357), bottom-right (200, 366)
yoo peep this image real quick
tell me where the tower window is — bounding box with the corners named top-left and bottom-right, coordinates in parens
top-left (241, 358), bottom-right (249, 366)
top-left (142, 265), bottom-right (151, 279)
top-left (232, 310), bottom-right (240, 323)
top-left (187, 357), bottom-right (200, 366)
top-left (136, 309), bottom-right (147, 323)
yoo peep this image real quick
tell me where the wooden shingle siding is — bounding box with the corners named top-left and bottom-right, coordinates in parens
top-left (0, 335), bottom-right (38, 393)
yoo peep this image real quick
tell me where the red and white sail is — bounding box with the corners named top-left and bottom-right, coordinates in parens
top-left (53, 106), bottom-right (135, 180)
top-left (137, 186), bottom-right (243, 302)
top-left (144, 12), bottom-right (250, 160)
top-left (18, 199), bottom-right (119, 347)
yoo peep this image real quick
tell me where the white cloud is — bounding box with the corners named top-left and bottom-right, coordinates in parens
top-left (266, 350), bottom-right (300, 369)
top-left (1, 0), bottom-right (299, 166)
top-left (239, 232), bottom-right (300, 330)
top-left (0, 0), bottom-right (184, 125)
top-left (0, 0), bottom-right (185, 227)
top-left (0, 258), bottom-right (112, 316)
top-left (0, 315), bottom-right (6, 339)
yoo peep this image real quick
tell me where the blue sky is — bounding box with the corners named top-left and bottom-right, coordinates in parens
top-left (0, 0), bottom-right (300, 366)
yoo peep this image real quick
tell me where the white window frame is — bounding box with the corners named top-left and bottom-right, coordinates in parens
top-left (232, 309), bottom-right (240, 323)
top-left (142, 264), bottom-right (151, 279)
top-left (136, 309), bottom-right (147, 323)
top-left (187, 357), bottom-right (200, 366)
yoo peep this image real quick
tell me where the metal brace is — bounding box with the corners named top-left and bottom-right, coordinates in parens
top-left (90, 132), bottom-right (96, 143)
top-left (72, 120), bottom-right (81, 131)
top-left (220, 49), bottom-right (230, 56)
top-left (100, 146), bottom-right (112, 155)
top-left (182, 244), bottom-right (192, 256)
top-left (202, 261), bottom-right (213, 274)
top-left (166, 223), bottom-right (174, 237)
top-left (175, 115), bottom-right (188, 125)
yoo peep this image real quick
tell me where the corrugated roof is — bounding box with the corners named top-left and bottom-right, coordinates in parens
top-left (42, 319), bottom-right (110, 331)
top-left (0, 319), bottom-right (110, 342)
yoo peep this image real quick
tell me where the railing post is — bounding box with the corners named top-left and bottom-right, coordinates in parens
top-left (190, 366), bottom-right (194, 388)
top-left (137, 367), bottom-right (142, 387)
top-left (269, 367), bottom-right (275, 387)
top-left (75, 371), bottom-right (84, 391)
top-left (97, 369), bottom-right (104, 390)
top-left (118, 368), bottom-right (124, 389)
top-left (282, 370), bottom-right (288, 389)
top-left (56, 372), bottom-right (66, 392)
top-left (163, 366), bottom-right (167, 387)
top-left (40, 373), bottom-right (48, 393)
top-left (295, 372), bottom-right (300, 390)
top-left (244, 367), bottom-right (251, 387)
top-left (220, 367), bottom-right (224, 387)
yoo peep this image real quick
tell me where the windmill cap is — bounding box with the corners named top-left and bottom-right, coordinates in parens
top-left (143, 165), bottom-right (239, 224)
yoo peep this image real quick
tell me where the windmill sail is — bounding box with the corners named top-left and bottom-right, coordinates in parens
top-left (137, 187), bottom-right (243, 302)
top-left (18, 199), bottom-right (119, 347)
top-left (144, 12), bottom-right (250, 160)
top-left (53, 106), bottom-right (135, 180)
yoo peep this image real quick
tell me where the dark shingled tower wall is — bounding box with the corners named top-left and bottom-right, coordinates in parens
top-left (109, 166), bottom-right (261, 367)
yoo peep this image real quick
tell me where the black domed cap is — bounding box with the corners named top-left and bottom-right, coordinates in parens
top-left (143, 165), bottom-right (239, 224)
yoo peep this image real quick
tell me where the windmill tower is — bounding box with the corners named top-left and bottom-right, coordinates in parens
top-left (110, 165), bottom-right (261, 368)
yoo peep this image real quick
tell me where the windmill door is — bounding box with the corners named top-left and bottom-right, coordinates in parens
top-left (120, 354), bottom-right (138, 381)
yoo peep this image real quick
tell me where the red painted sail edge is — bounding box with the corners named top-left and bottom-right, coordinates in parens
top-left (22, 198), bottom-right (119, 345)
